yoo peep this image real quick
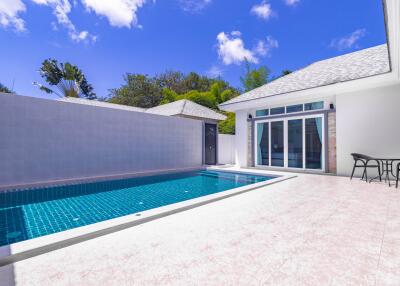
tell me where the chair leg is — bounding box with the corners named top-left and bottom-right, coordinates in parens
top-left (364, 168), bottom-right (368, 182)
top-left (378, 164), bottom-right (382, 182)
top-left (396, 169), bottom-right (399, 188)
top-left (350, 164), bottom-right (357, 180)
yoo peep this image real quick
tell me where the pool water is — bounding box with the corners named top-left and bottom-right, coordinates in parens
top-left (0, 170), bottom-right (273, 246)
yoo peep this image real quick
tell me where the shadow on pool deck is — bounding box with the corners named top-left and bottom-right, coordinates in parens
top-left (0, 246), bottom-right (16, 286)
top-left (0, 207), bottom-right (27, 285)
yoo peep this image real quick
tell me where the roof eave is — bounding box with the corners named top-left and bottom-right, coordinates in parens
top-left (219, 71), bottom-right (397, 112)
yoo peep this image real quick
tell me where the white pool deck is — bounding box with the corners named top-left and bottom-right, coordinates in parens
top-left (1, 167), bottom-right (399, 286)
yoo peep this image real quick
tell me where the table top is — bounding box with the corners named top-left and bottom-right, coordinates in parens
top-left (374, 158), bottom-right (400, 161)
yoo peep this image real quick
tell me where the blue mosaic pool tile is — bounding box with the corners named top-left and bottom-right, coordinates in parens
top-left (0, 171), bottom-right (273, 246)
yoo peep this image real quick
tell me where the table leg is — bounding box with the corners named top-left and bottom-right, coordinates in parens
top-left (370, 160), bottom-right (383, 183)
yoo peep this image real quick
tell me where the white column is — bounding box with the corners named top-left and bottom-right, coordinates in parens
top-left (234, 110), bottom-right (248, 167)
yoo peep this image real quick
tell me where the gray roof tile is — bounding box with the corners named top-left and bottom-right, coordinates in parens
top-left (220, 44), bottom-right (390, 106)
top-left (146, 99), bottom-right (227, 121)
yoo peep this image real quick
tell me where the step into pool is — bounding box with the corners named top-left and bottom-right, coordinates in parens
top-left (0, 170), bottom-right (274, 246)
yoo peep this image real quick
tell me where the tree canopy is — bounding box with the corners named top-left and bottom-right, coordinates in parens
top-left (159, 82), bottom-right (238, 135)
top-left (107, 66), bottom-right (290, 135)
top-left (108, 71), bottom-right (239, 134)
top-left (109, 74), bottom-right (162, 108)
top-left (281, 70), bottom-right (292, 76)
top-left (108, 71), bottom-right (239, 109)
top-left (0, 83), bottom-right (14, 94)
top-left (240, 62), bottom-right (270, 92)
top-left (160, 81), bottom-right (238, 110)
top-left (34, 59), bottom-right (96, 99)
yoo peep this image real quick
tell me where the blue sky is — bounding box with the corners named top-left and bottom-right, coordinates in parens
top-left (0, 0), bottom-right (387, 98)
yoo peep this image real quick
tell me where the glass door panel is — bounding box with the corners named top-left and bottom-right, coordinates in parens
top-left (256, 122), bottom-right (269, 165)
top-left (288, 119), bottom-right (303, 168)
top-left (305, 117), bottom-right (322, 169)
top-left (271, 121), bottom-right (284, 167)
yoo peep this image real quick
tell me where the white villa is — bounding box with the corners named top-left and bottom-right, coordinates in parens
top-left (219, 0), bottom-right (400, 177)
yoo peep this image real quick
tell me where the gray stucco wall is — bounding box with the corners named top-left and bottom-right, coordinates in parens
top-left (0, 94), bottom-right (203, 188)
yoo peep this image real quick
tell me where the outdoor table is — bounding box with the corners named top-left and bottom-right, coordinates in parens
top-left (370, 158), bottom-right (400, 187)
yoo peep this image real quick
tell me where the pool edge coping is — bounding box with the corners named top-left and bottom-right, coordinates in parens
top-left (0, 166), bottom-right (206, 192)
top-left (0, 169), bottom-right (296, 267)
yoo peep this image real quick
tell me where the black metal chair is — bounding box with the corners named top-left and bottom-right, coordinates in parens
top-left (350, 153), bottom-right (381, 182)
top-left (396, 162), bottom-right (400, 188)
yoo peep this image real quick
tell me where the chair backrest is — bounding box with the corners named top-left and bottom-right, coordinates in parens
top-left (351, 153), bottom-right (372, 161)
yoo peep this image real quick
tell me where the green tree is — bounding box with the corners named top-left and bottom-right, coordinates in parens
top-left (240, 62), bottom-right (270, 92)
top-left (0, 82), bottom-right (14, 94)
top-left (218, 112), bottom-right (235, 134)
top-left (184, 90), bottom-right (216, 109)
top-left (161, 81), bottom-right (239, 110)
top-left (155, 71), bottom-right (185, 94)
top-left (108, 70), bottom-right (240, 134)
top-left (34, 59), bottom-right (96, 99)
top-left (154, 70), bottom-right (232, 95)
top-left (270, 69), bottom-right (293, 82)
top-left (281, 70), bottom-right (292, 76)
top-left (109, 73), bottom-right (162, 108)
top-left (160, 88), bottom-right (178, 105)
top-left (160, 81), bottom-right (239, 134)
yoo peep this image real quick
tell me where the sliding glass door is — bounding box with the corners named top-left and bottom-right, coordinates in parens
top-left (288, 119), bottom-right (303, 168)
top-left (305, 117), bottom-right (323, 169)
top-left (255, 115), bottom-right (324, 170)
top-left (271, 121), bottom-right (284, 167)
top-left (256, 122), bottom-right (269, 165)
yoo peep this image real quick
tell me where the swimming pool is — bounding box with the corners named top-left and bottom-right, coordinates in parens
top-left (0, 170), bottom-right (274, 246)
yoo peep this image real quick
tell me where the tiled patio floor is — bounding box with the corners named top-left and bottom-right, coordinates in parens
top-left (1, 169), bottom-right (399, 285)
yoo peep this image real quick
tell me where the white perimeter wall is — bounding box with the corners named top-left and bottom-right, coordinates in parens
top-left (336, 83), bottom-right (400, 176)
top-left (217, 134), bottom-right (235, 164)
top-left (0, 94), bottom-right (203, 188)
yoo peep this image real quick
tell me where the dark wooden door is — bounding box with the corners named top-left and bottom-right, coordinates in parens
top-left (205, 123), bottom-right (217, 165)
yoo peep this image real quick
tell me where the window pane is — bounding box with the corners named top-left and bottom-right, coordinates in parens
top-left (256, 109), bottom-right (269, 117)
top-left (286, 104), bottom-right (303, 113)
top-left (304, 101), bottom-right (324, 111)
top-left (256, 123), bottom-right (269, 165)
top-left (271, 121), bottom-right (284, 167)
top-left (270, 107), bottom-right (285, 115)
top-left (288, 119), bottom-right (303, 168)
top-left (305, 117), bottom-right (322, 169)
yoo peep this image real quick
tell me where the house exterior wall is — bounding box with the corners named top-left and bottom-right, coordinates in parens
top-left (0, 94), bottom-right (203, 188)
top-left (336, 83), bottom-right (400, 176)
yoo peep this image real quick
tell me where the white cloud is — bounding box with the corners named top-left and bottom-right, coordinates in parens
top-left (32, 0), bottom-right (96, 43)
top-left (2, 0), bottom-right (150, 41)
top-left (70, 30), bottom-right (97, 42)
top-left (251, 1), bottom-right (273, 20)
top-left (207, 65), bottom-right (223, 78)
top-left (81, 0), bottom-right (146, 28)
top-left (216, 31), bottom-right (278, 65)
top-left (255, 36), bottom-right (279, 56)
top-left (217, 31), bottom-right (258, 65)
top-left (231, 31), bottom-right (241, 37)
top-left (285, 0), bottom-right (300, 6)
top-left (330, 29), bottom-right (366, 51)
top-left (0, 0), bottom-right (26, 31)
top-left (179, 0), bottom-right (212, 13)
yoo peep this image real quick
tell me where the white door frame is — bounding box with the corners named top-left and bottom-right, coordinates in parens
top-left (254, 114), bottom-right (325, 172)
